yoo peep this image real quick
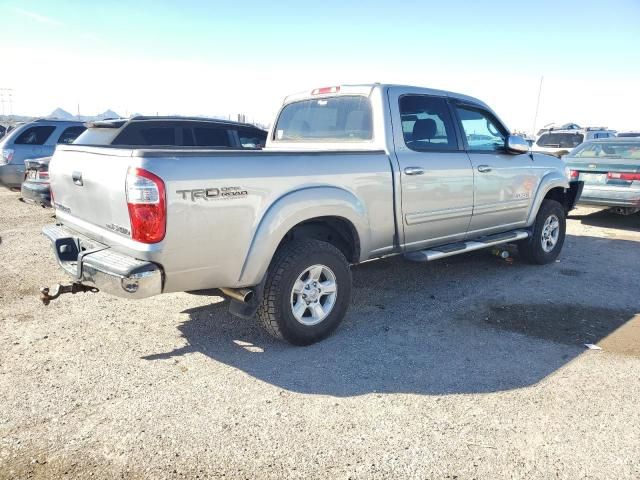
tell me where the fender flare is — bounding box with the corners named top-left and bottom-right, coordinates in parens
top-left (238, 186), bottom-right (371, 285)
top-left (526, 171), bottom-right (570, 225)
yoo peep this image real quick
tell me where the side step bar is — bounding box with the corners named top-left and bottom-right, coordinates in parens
top-left (404, 230), bottom-right (529, 263)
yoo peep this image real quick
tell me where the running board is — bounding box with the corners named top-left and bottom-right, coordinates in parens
top-left (404, 230), bottom-right (530, 262)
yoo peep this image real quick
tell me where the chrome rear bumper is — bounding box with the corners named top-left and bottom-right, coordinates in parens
top-left (578, 186), bottom-right (640, 208)
top-left (42, 224), bottom-right (163, 299)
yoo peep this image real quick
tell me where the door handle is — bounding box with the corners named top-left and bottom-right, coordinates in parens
top-left (477, 165), bottom-right (492, 173)
top-left (404, 167), bottom-right (424, 176)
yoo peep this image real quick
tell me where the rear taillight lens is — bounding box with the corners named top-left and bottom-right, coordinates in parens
top-left (569, 170), bottom-right (580, 179)
top-left (607, 171), bottom-right (640, 181)
top-left (126, 168), bottom-right (166, 243)
top-left (37, 170), bottom-right (49, 182)
top-left (1, 148), bottom-right (14, 165)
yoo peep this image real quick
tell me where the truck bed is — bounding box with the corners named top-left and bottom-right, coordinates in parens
top-left (50, 145), bottom-right (397, 292)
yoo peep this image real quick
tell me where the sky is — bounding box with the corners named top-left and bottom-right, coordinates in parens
top-left (0, 0), bottom-right (639, 133)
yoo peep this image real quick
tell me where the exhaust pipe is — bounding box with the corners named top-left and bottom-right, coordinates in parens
top-left (220, 287), bottom-right (254, 303)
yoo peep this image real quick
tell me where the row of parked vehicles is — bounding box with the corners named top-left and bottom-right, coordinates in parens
top-left (529, 124), bottom-right (640, 216)
top-left (1, 83), bottom-right (638, 345)
top-left (0, 117), bottom-right (268, 205)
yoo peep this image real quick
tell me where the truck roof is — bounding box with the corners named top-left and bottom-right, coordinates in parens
top-left (283, 83), bottom-right (492, 110)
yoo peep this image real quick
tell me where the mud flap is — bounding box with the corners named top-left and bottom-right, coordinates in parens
top-left (565, 181), bottom-right (584, 213)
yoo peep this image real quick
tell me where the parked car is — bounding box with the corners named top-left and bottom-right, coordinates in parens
top-left (564, 138), bottom-right (640, 215)
top-left (21, 116), bottom-right (268, 206)
top-left (532, 126), bottom-right (616, 157)
top-left (41, 84), bottom-right (580, 345)
top-left (0, 119), bottom-right (85, 189)
top-left (617, 132), bottom-right (640, 138)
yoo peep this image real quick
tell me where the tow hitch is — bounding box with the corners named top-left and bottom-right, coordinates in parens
top-left (40, 282), bottom-right (99, 306)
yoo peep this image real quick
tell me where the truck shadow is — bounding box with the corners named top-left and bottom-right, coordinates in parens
top-left (143, 234), bottom-right (639, 396)
top-left (568, 208), bottom-right (640, 232)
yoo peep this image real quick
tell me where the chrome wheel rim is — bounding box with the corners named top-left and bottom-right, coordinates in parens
top-left (290, 264), bottom-right (337, 326)
top-left (541, 214), bottom-right (560, 253)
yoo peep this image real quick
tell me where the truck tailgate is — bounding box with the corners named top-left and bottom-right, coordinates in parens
top-left (49, 146), bottom-right (135, 240)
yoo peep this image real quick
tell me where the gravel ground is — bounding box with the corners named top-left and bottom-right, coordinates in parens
top-left (1, 188), bottom-right (639, 479)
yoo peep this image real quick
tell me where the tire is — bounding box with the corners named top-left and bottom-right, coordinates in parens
top-left (518, 199), bottom-right (566, 264)
top-left (257, 239), bottom-right (352, 345)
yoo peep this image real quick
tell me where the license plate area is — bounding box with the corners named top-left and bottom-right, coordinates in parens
top-left (580, 172), bottom-right (606, 184)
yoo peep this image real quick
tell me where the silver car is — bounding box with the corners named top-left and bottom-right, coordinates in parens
top-left (564, 138), bottom-right (640, 215)
top-left (0, 119), bottom-right (85, 188)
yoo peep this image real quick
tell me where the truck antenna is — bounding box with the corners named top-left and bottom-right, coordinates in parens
top-left (532, 75), bottom-right (544, 137)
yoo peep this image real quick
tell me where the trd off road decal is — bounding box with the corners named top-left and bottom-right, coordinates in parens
top-left (176, 186), bottom-right (248, 201)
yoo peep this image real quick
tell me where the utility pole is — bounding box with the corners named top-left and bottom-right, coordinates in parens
top-left (532, 76), bottom-right (543, 136)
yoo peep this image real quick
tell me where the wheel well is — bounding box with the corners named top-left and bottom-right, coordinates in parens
top-left (280, 217), bottom-right (360, 263)
top-left (544, 187), bottom-right (571, 213)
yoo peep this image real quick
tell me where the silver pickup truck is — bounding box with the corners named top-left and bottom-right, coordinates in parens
top-left (42, 84), bottom-right (582, 345)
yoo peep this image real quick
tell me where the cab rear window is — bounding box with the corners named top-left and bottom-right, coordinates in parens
top-left (274, 96), bottom-right (372, 142)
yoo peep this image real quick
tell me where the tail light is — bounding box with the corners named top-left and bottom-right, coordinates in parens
top-left (36, 170), bottom-right (49, 182)
top-left (569, 170), bottom-right (580, 179)
top-left (1, 148), bottom-right (14, 165)
top-left (126, 167), bottom-right (166, 243)
top-left (607, 172), bottom-right (640, 181)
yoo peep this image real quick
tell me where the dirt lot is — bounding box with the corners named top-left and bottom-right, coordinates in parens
top-left (1, 188), bottom-right (639, 479)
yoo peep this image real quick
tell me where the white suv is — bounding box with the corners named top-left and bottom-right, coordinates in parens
top-left (533, 126), bottom-right (616, 157)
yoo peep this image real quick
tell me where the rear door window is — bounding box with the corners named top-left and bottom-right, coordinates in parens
top-left (238, 127), bottom-right (267, 149)
top-left (193, 127), bottom-right (231, 147)
top-left (57, 126), bottom-right (87, 144)
top-left (14, 126), bottom-right (56, 145)
top-left (399, 95), bottom-right (458, 151)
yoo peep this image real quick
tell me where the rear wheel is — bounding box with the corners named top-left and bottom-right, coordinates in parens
top-left (519, 199), bottom-right (566, 264)
top-left (257, 239), bottom-right (352, 345)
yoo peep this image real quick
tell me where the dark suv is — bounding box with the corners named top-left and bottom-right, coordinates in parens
top-left (21, 117), bottom-right (267, 206)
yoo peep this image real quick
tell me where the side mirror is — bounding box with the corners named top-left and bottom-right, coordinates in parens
top-left (506, 135), bottom-right (530, 154)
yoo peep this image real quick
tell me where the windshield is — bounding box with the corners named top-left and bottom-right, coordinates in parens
top-left (536, 132), bottom-right (584, 148)
top-left (571, 142), bottom-right (640, 159)
top-left (274, 96), bottom-right (372, 142)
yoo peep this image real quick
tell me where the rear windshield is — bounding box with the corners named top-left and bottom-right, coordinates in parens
top-left (274, 96), bottom-right (373, 142)
top-left (571, 142), bottom-right (640, 159)
top-left (536, 132), bottom-right (584, 148)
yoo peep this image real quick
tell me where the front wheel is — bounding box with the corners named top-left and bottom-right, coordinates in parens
top-left (519, 199), bottom-right (566, 264)
top-left (257, 239), bottom-right (352, 345)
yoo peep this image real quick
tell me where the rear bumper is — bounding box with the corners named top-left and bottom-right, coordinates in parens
top-left (578, 186), bottom-right (640, 208)
top-left (21, 181), bottom-right (51, 206)
top-left (42, 224), bottom-right (163, 299)
top-left (0, 163), bottom-right (25, 189)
